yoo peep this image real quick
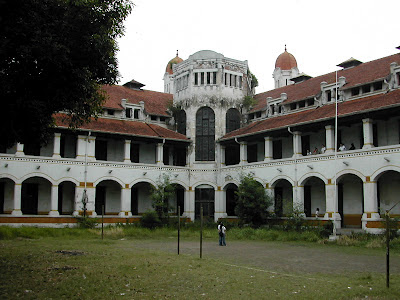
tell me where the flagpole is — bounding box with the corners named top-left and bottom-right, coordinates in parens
top-left (333, 70), bottom-right (339, 236)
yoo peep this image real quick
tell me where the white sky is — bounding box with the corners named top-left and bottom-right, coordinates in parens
top-left (116, 0), bottom-right (400, 94)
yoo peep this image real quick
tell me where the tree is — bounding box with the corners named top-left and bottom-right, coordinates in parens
top-left (235, 173), bottom-right (273, 227)
top-left (0, 0), bottom-right (133, 148)
top-left (150, 174), bottom-right (175, 221)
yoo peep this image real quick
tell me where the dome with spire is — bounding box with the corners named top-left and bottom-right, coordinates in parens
top-left (165, 50), bottom-right (183, 75)
top-left (275, 46), bottom-right (297, 70)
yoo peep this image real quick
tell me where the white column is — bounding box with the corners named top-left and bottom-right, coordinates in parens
top-left (119, 186), bottom-right (132, 217)
top-left (324, 181), bottom-right (341, 228)
top-left (11, 183), bottom-right (22, 216)
top-left (15, 143), bottom-right (24, 157)
top-left (292, 131), bottom-right (302, 157)
top-left (86, 186), bottom-right (96, 217)
top-left (214, 187), bottom-right (226, 221)
top-left (76, 135), bottom-right (87, 160)
top-left (49, 185), bottom-right (60, 216)
top-left (325, 125), bottom-right (335, 153)
top-left (52, 133), bottom-right (61, 159)
top-left (362, 180), bottom-right (380, 230)
top-left (87, 136), bottom-right (96, 161)
top-left (362, 118), bottom-right (374, 149)
top-left (183, 188), bottom-right (195, 221)
top-left (264, 136), bottom-right (273, 161)
top-left (293, 185), bottom-right (304, 214)
top-left (240, 141), bottom-right (247, 165)
top-left (220, 145), bottom-right (226, 166)
top-left (124, 140), bottom-right (131, 163)
top-left (73, 185), bottom-right (85, 216)
top-left (156, 143), bottom-right (164, 166)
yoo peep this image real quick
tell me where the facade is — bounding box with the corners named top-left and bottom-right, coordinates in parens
top-left (1, 48), bottom-right (400, 232)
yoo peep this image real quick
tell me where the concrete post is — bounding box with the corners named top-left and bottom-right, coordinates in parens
top-left (11, 183), bottom-right (22, 216)
top-left (325, 125), bottom-right (335, 153)
top-left (264, 136), bottom-right (273, 161)
top-left (214, 187), bottom-right (227, 221)
top-left (15, 143), bottom-right (24, 157)
top-left (293, 131), bottom-right (302, 157)
top-left (52, 133), bottom-right (62, 159)
top-left (362, 118), bottom-right (374, 149)
top-left (49, 185), bottom-right (60, 216)
top-left (124, 140), bottom-right (131, 163)
top-left (119, 186), bottom-right (132, 217)
top-left (183, 188), bottom-right (195, 221)
top-left (87, 136), bottom-right (96, 161)
top-left (324, 181), bottom-right (341, 228)
top-left (240, 141), bottom-right (247, 165)
top-left (362, 180), bottom-right (380, 230)
top-left (156, 143), bottom-right (164, 166)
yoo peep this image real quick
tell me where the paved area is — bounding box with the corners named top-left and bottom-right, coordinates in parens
top-left (130, 239), bottom-right (400, 275)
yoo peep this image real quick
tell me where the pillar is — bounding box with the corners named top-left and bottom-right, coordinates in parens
top-left (220, 145), bottom-right (226, 166)
top-left (124, 140), bottom-right (131, 163)
top-left (15, 143), bottom-right (24, 157)
top-left (325, 125), bottom-right (335, 153)
top-left (49, 185), bottom-right (60, 216)
top-left (362, 118), bottom-right (374, 149)
top-left (324, 180), bottom-right (341, 228)
top-left (156, 143), bottom-right (164, 166)
top-left (183, 187), bottom-right (195, 221)
top-left (11, 183), bottom-right (22, 216)
top-left (240, 141), bottom-right (247, 165)
top-left (214, 186), bottom-right (226, 221)
top-left (293, 185), bottom-right (304, 214)
top-left (87, 136), bottom-right (96, 161)
top-left (73, 184), bottom-right (95, 216)
top-left (264, 136), bottom-right (273, 161)
top-left (362, 179), bottom-right (380, 230)
top-left (119, 185), bottom-right (132, 217)
top-left (292, 131), bottom-right (302, 157)
top-left (52, 133), bottom-right (61, 159)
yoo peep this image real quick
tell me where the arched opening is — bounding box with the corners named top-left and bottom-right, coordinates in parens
top-left (273, 179), bottom-right (293, 217)
top-left (195, 107), bottom-right (215, 161)
top-left (195, 185), bottom-right (214, 220)
top-left (21, 177), bottom-right (52, 215)
top-left (131, 182), bottom-right (154, 215)
top-left (377, 170), bottom-right (400, 215)
top-left (171, 184), bottom-right (185, 216)
top-left (302, 177), bottom-right (326, 217)
top-left (0, 178), bottom-right (15, 214)
top-left (58, 181), bottom-right (76, 215)
top-left (337, 174), bottom-right (363, 228)
top-left (225, 183), bottom-right (238, 216)
top-left (95, 180), bottom-right (121, 215)
top-left (226, 108), bottom-right (241, 134)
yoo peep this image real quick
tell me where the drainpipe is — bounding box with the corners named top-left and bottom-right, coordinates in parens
top-left (83, 131), bottom-right (91, 217)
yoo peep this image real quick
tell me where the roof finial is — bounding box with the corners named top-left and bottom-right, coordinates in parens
top-left (285, 44), bottom-right (287, 51)
top-left (176, 50), bottom-right (179, 57)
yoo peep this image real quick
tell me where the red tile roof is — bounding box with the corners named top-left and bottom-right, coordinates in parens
top-left (222, 89), bottom-right (400, 141)
top-left (252, 53), bottom-right (400, 112)
top-left (101, 85), bottom-right (172, 117)
top-left (54, 113), bottom-right (189, 142)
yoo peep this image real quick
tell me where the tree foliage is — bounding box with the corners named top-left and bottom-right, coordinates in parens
top-left (235, 173), bottom-right (273, 227)
top-left (0, 0), bottom-right (133, 148)
top-left (150, 174), bottom-right (175, 221)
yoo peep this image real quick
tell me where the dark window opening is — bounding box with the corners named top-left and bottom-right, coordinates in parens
top-left (307, 98), bottom-right (314, 106)
top-left (301, 135), bottom-right (310, 156)
top-left (213, 72), bottom-right (217, 84)
top-left (274, 187), bottom-right (283, 217)
top-left (60, 134), bottom-right (76, 158)
top-left (95, 186), bottom-right (106, 215)
top-left (134, 110), bottom-right (139, 119)
top-left (298, 101), bottom-right (305, 108)
top-left (290, 103), bottom-right (297, 110)
top-left (351, 87), bottom-right (360, 96)
top-left (163, 146), bottom-right (169, 165)
top-left (249, 113), bottom-right (255, 119)
top-left (230, 74), bottom-right (233, 86)
top-left (195, 73), bottom-right (198, 85)
top-left (173, 146), bottom-right (186, 166)
top-left (131, 188), bottom-right (138, 215)
top-left (362, 84), bottom-right (371, 93)
top-left (272, 140), bottom-right (282, 159)
top-left (224, 73), bottom-right (228, 85)
top-left (373, 123), bottom-right (378, 147)
top-left (195, 107), bottom-right (215, 161)
top-left (200, 73), bottom-right (204, 85)
top-left (130, 143), bottom-right (139, 163)
top-left (22, 183), bottom-right (38, 214)
top-left (160, 116), bottom-right (166, 122)
top-left (233, 75), bottom-right (237, 87)
top-left (247, 144), bottom-right (258, 163)
top-left (225, 144), bottom-right (240, 165)
top-left (256, 111), bottom-right (262, 118)
top-left (238, 76), bottom-right (242, 88)
top-left (226, 108), bottom-right (241, 133)
top-left (107, 109), bottom-right (115, 115)
top-left (24, 141), bottom-right (41, 156)
top-left (207, 72), bottom-right (211, 84)
top-left (126, 108), bottom-right (132, 118)
top-left (304, 185), bottom-right (311, 217)
top-left (373, 81), bottom-right (383, 91)
top-left (195, 188), bottom-right (214, 220)
top-left (326, 90), bottom-right (332, 102)
top-left (150, 115), bottom-right (157, 121)
top-left (226, 185), bottom-right (238, 216)
top-left (95, 140), bottom-right (107, 161)
top-left (270, 105), bottom-right (275, 115)
top-left (0, 182), bottom-right (4, 214)
top-left (176, 110), bottom-right (187, 135)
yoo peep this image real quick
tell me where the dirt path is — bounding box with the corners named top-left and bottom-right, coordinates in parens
top-left (129, 239), bottom-right (400, 275)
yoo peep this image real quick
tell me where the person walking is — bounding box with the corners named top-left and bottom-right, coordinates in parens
top-left (218, 222), bottom-right (226, 246)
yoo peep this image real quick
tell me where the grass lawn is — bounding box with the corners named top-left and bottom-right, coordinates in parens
top-left (0, 227), bottom-right (400, 299)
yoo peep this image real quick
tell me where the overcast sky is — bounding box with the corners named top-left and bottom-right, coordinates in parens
top-left (116, 0), bottom-right (400, 94)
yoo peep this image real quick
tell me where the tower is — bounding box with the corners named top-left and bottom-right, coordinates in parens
top-left (273, 46), bottom-right (299, 88)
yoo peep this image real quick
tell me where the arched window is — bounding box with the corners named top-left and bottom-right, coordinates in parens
top-left (226, 108), bottom-right (241, 133)
top-left (195, 107), bottom-right (215, 161)
top-left (176, 110), bottom-right (186, 135)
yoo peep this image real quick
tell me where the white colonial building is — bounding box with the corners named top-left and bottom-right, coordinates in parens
top-left (1, 48), bottom-right (400, 232)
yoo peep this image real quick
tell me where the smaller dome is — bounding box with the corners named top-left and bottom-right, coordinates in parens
top-left (275, 46), bottom-right (297, 70)
top-left (166, 50), bottom-right (183, 75)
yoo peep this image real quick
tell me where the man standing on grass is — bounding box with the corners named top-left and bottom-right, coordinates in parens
top-left (218, 222), bottom-right (227, 246)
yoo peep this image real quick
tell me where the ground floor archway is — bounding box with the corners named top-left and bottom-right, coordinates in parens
top-left (337, 174), bottom-right (363, 228)
top-left (95, 180), bottom-right (122, 215)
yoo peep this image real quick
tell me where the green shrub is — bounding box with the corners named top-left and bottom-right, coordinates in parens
top-left (140, 210), bottom-right (162, 229)
top-left (319, 221), bottom-right (333, 238)
top-left (76, 216), bottom-right (98, 229)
